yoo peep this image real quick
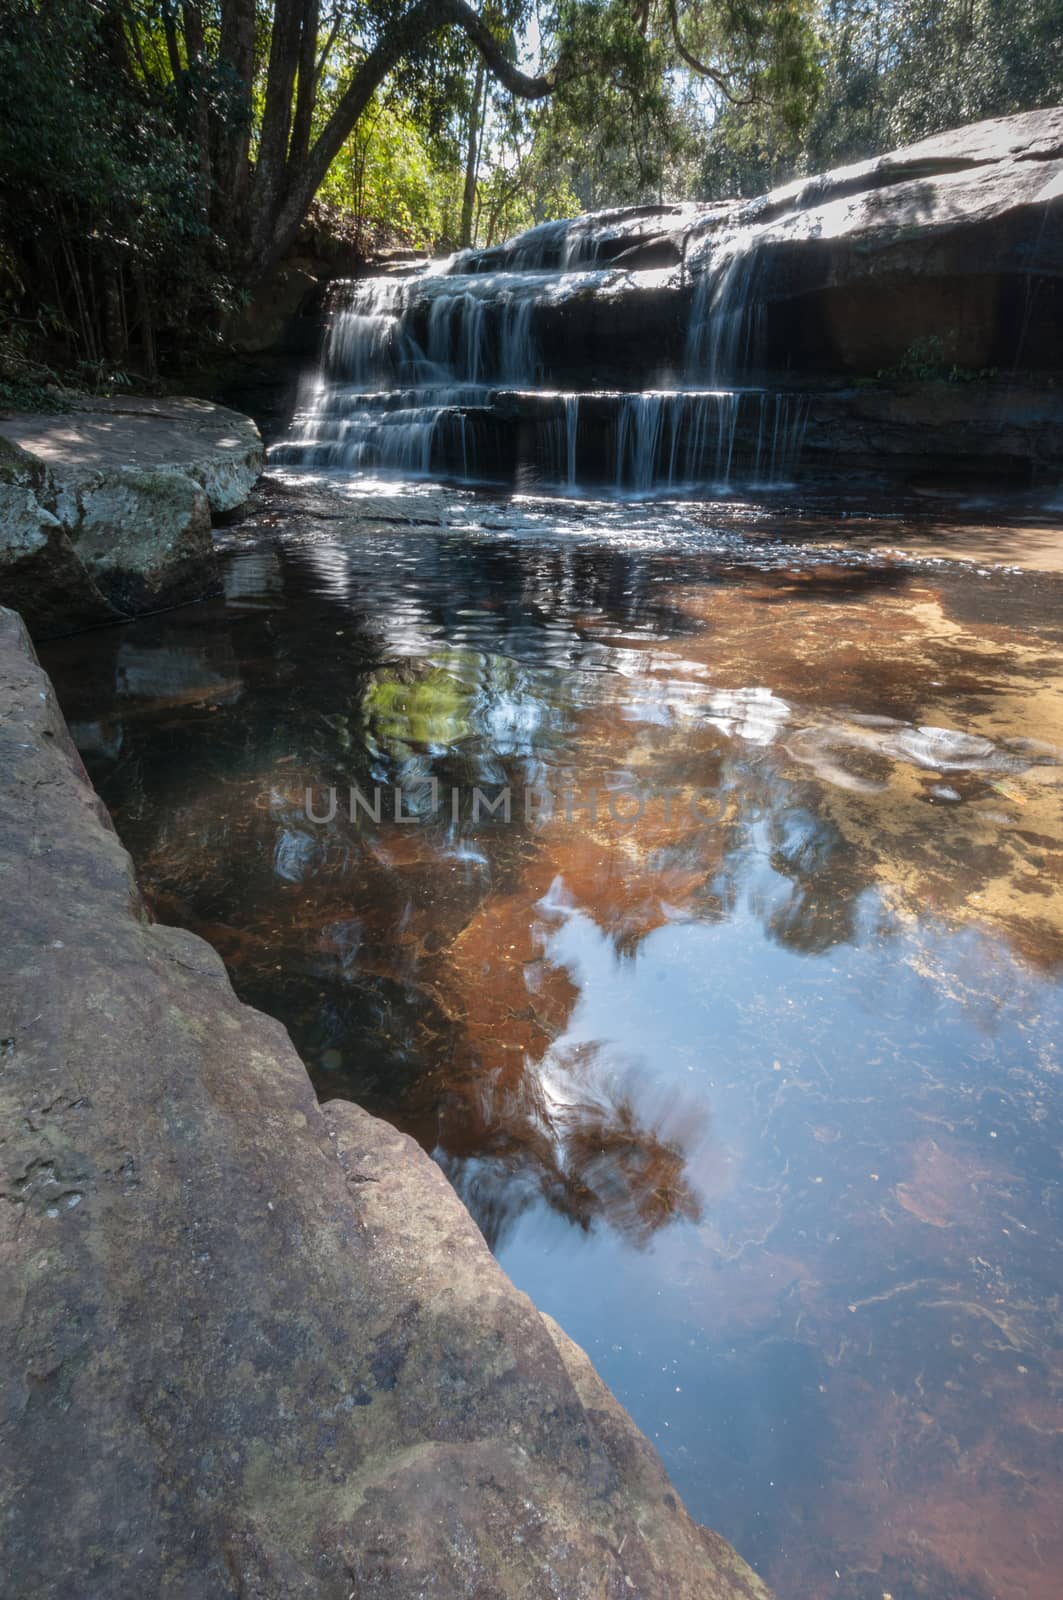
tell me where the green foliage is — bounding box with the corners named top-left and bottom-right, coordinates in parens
top-left (0, 325), bottom-right (73, 413)
top-left (865, 0), bottom-right (1063, 151)
top-left (876, 334), bottom-right (999, 384)
top-left (0, 0), bottom-right (203, 259)
top-left (364, 656), bottom-right (478, 749)
top-left (0, 0), bottom-right (232, 386)
top-left (530, 0), bottom-right (821, 208)
top-left (474, 139), bottom-right (581, 245)
top-left (878, 334), bottom-right (950, 382)
top-left (320, 92), bottom-right (458, 249)
top-left (702, 0), bottom-right (1063, 197)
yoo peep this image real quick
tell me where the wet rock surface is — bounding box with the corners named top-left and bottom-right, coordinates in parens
top-left (0, 398), bottom-right (262, 636)
top-left (0, 603), bottom-right (770, 1599)
top-left (451, 105), bottom-right (1063, 378)
top-left (280, 108), bottom-right (1063, 495)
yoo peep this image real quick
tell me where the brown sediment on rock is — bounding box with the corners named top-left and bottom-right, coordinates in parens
top-left (664, 575), bottom-right (1063, 965)
top-left (0, 597), bottom-right (770, 1597)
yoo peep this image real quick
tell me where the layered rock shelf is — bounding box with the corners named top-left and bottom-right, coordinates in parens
top-left (275, 105), bottom-right (1063, 493)
top-left (0, 604), bottom-right (770, 1598)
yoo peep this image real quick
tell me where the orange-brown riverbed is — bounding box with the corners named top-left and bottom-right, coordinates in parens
top-left (42, 478), bottom-right (1063, 1600)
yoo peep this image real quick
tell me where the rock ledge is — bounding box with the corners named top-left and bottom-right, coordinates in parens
top-left (0, 603), bottom-right (769, 1600)
top-left (0, 397), bottom-right (262, 636)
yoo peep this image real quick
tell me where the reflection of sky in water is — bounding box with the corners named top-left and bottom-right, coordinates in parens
top-left (491, 853), bottom-right (1063, 1589)
top-left (40, 490), bottom-right (1063, 1600)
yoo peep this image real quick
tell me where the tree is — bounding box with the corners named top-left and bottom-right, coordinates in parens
top-left (117, 0), bottom-right (821, 281)
top-left (0, 0), bottom-right (820, 379)
top-left (0, 0), bottom-right (220, 384)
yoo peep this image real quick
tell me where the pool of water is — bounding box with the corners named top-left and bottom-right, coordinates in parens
top-left (41, 475), bottom-right (1063, 1600)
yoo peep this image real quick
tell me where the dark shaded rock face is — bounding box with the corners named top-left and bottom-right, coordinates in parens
top-left (279, 108), bottom-right (1063, 495)
top-left (0, 604), bottom-right (770, 1600)
top-left (742, 110), bottom-right (1063, 375)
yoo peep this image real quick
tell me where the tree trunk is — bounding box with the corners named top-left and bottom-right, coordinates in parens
top-left (241, 0), bottom-right (555, 285)
top-left (217, 0), bottom-right (257, 216)
top-left (249, 0), bottom-right (306, 243)
top-left (133, 269), bottom-right (157, 380)
top-left (182, 2), bottom-right (213, 220)
top-left (460, 61), bottom-right (486, 249)
top-left (103, 262), bottom-right (127, 366)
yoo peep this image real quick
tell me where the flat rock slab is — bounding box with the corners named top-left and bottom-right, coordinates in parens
top-left (0, 398), bottom-right (263, 637)
top-left (0, 395), bottom-right (263, 513)
top-left (0, 603), bottom-right (770, 1600)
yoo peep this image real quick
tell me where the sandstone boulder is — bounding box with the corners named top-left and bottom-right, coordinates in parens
top-left (60, 466), bottom-right (214, 615)
top-left (0, 397), bottom-right (262, 636)
top-left (0, 434), bottom-right (122, 633)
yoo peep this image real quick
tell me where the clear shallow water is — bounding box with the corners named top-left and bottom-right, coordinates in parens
top-left (42, 476), bottom-right (1063, 1600)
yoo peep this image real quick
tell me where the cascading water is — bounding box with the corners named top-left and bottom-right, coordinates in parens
top-left (685, 235), bottom-right (767, 384)
top-left (564, 395), bottom-right (579, 490)
top-left (273, 269), bottom-right (549, 477)
top-left (273, 206), bottom-right (807, 496)
top-left (603, 389), bottom-right (806, 495)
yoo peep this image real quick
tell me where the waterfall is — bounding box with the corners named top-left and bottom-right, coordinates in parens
top-left (499, 293), bottom-right (537, 385)
top-left (604, 392), bottom-right (801, 494)
top-left (273, 207), bottom-right (806, 495)
top-left (273, 269), bottom-right (550, 479)
top-left (321, 277), bottom-right (408, 385)
top-left (615, 395), bottom-right (665, 493)
top-left (505, 389), bottom-right (803, 495)
top-left (686, 237), bottom-right (766, 384)
top-left (564, 395), bottom-right (579, 489)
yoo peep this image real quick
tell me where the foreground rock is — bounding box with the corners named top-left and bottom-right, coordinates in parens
top-left (0, 397), bottom-right (262, 637)
top-left (0, 604), bottom-right (769, 1599)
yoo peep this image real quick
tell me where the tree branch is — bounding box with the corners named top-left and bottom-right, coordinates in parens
top-left (250, 0), bottom-right (557, 275)
top-left (665, 0), bottom-right (754, 104)
top-left (446, 0), bottom-right (554, 99)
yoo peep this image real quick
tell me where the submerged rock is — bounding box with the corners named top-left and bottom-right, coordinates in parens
top-left (0, 602), bottom-right (770, 1599)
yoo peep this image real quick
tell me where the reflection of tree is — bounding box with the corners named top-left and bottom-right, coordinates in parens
top-left (39, 531), bottom-right (889, 1252)
top-left (440, 1045), bottom-right (707, 1251)
top-left (765, 799), bottom-right (864, 954)
top-left (41, 516), bottom-right (1060, 1261)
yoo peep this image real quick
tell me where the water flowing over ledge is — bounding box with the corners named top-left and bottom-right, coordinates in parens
top-left (270, 253), bottom-right (809, 495)
top-left (272, 105), bottom-right (1063, 497)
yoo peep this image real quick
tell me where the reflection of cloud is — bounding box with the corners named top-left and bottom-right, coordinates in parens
top-left (637, 662), bottom-right (1063, 800)
top-left (786, 716), bottom-right (1060, 793)
top-left (704, 686), bottom-right (790, 745)
top-left (272, 827), bottom-right (320, 883)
